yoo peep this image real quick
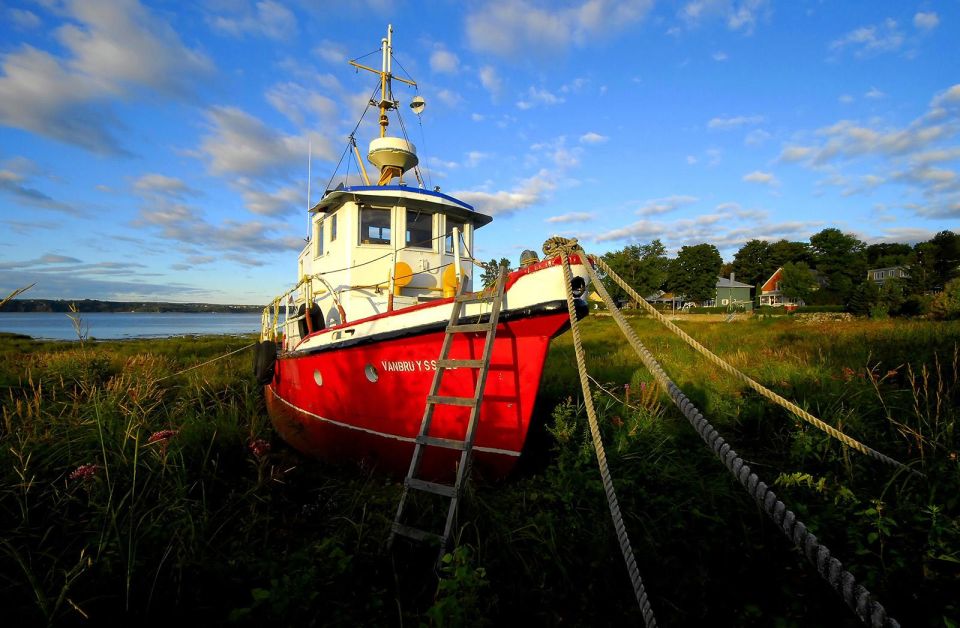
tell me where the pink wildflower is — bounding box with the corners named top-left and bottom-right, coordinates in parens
top-left (249, 438), bottom-right (271, 458)
top-left (147, 429), bottom-right (178, 445)
top-left (69, 463), bottom-right (99, 482)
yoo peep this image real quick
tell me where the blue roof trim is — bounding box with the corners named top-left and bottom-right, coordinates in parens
top-left (340, 185), bottom-right (474, 211)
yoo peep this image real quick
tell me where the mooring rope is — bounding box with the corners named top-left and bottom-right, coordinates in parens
top-left (570, 248), bottom-right (918, 477)
top-left (559, 251), bottom-right (658, 628)
top-left (154, 343), bottom-right (255, 382)
top-left (568, 246), bottom-right (900, 627)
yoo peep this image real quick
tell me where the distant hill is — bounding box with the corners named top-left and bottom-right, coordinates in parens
top-left (0, 299), bottom-right (264, 314)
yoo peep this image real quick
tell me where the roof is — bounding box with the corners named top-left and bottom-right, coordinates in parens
top-left (716, 276), bottom-right (754, 288)
top-left (310, 186), bottom-right (495, 228)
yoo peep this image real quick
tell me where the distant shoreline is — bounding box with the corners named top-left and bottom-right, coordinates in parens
top-left (0, 299), bottom-right (264, 314)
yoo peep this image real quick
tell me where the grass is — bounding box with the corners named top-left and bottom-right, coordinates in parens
top-left (0, 315), bottom-right (958, 626)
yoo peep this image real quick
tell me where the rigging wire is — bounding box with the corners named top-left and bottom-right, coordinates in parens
top-left (324, 81), bottom-right (381, 192)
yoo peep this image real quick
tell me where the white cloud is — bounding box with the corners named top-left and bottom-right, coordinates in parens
top-left (745, 129), bottom-right (771, 146)
top-left (0, 166), bottom-right (75, 214)
top-left (9, 8), bottom-right (41, 29)
top-left (198, 106), bottom-right (333, 178)
top-left (829, 19), bottom-right (904, 57)
top-left (453, 169), bottom-right (557, 216)
top-left (465, 151), bottom-right (489, 167)
top-left (430, 49), bottom-right (459, 74)
top-left (778, 146), bottom-right (814, 162)
top-left (240, 183), bottom-right (304, 216)
top-left (466, 0), bottom-right (654, 58)
top-left (708, 114), bottom-right (764, 129)
top-left (680, 0), bottom-right (771, 35)
top-left (314, 40), bottom-right (347, 65)
top-left (266, 83), bottom-right (338, 127)
top-left (517, 85), bottom-right (564, 110)
top-left (712, 51), bottom-right (728, 61)
top-left (865, 87), bottom-right (886, 100)
top-left (471, 113), bottom-right (486, 122)
top-left (134, 174), bottom-right (198, 198)
top-left (913, 12), bottom-right (939, 31)
top-left (839, 94), bottom-right (854, 104)
top-left (0, 0), bottom-right (212, 154)
top-left (209, 1), bottom-right (297, 40)
top-left (579, 132), bottom-right (608, 144)
top-left (436, 88), bottom-right (462, 107)
top-left (636, 195), bottom-right (699, 216)
top-left (743, 170), bottom-right (778, 185)
top-left (546, 212), bottom-right (594, 224)
top-left (479, 65), bottom-right (502, 96)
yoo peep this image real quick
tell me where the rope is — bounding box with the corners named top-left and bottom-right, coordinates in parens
top-left (587, 254), bottom-right (919, 477)
top-left (154, 343), bottom-right (255, 382)
top-left (581, 258), bottom-right (900, 628)
top-left (559, 251), bottom-right (658, 627)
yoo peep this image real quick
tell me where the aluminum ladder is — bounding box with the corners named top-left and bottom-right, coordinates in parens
top-left (388, 264), bottom-right (508, 562)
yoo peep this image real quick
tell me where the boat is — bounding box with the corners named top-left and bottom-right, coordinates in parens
top-left (257, 25), bottom-right (591, 480)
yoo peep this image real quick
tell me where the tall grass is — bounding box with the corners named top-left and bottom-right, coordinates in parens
top-left (0, 316), bottom-right (957, 626)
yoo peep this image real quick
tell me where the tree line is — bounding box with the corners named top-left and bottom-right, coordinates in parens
top-left (597, 229), bottom-right (960, 317)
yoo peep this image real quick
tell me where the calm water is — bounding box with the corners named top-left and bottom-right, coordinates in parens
top-left (0, 312), bottom-right (263, 340)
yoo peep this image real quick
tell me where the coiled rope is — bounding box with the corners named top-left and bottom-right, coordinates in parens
top-left (544, 238), bottom-right (916, 477)
top-left (573, 253), bottom-right (900, 627)
top-left (559, 251), bottom-right (658, 628)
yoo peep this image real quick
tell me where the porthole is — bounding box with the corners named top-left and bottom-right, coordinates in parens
top-left (313, 369), bottom-right (323, 386)
top-left (365, 364), bottom-right (379, 383)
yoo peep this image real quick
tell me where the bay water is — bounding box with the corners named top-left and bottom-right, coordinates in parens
top-left (0, 312), bottom-right (263, 340)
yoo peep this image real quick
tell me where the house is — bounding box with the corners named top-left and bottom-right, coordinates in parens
top-left (759, 267), bottom-right (805, 309)
top-left (645, 290), bottom-right (685, 310)
top-left (705, 273), bottom-right (754, 310)
top-left (867, 266), bottom-right (908, 287)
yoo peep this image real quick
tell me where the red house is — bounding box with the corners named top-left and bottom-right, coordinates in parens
top-left (759, 267), bottom-right (805, 310)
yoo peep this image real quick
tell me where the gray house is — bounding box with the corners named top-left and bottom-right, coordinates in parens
top-left (709, 273), bottom-right (754, 311)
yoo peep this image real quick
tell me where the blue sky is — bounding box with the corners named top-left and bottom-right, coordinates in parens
top-left (1, 0), bottom-right (958, 304)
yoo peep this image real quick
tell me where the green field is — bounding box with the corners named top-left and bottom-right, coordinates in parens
top-left (0, 315), bottom-right (958, 626)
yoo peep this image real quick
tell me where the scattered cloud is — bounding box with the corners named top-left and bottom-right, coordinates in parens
top-left (0, 167), bottom-right (75, 214)
top-left (313, 39), bottom-right (347, 65)
top-left (913, 12), bottom-right (939, 31)
top-left (865, 87), bottom-right (886, 100)
top-left (453, 169), bottom-right (557, 217)
top-left (516, 86), bottom-right (564, 110)
top-left (0, 0), bottom-right (212, 154)
top-left (9, 8), bottom-right (41, 29)
top-left (208, 1), bottom-right (297, 40)
top-left (479, 65), bottom-right (502, 97)
top-left (579, 132), bottom-right (608, 144)
top-left (133, 174), bottom-right (199, 198)
top-left (546, 212), bottom-right (594, 224)
top-left (635, 195), bottom-right (699, 216)
top-left (466, 0), bottom-right (654, 58)
top-left (745, 129), bottom-right (772, 146)
top-left (430, 48), bottom-right (459, 74)
top-left (266, 82), bottom-right (338, 128)
top-left (839, 94), bottom-right (854, 104)
top-left (708, 114), bottom-right (764, 130)
top-left (712, 51), bottom-right (728, 61)
top-left (198, 106), bottom-right (332, 178)
top-left (829, 19), bottom-right (904, 57)
top-left (680, 0), bottom-right (771, 35)
top-left (239, 183), bottom-right (304, 217)
top-left (742, 170), bottom-right (779, 185)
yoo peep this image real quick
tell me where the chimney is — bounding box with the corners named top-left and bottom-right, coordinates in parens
top-left (730, 272), bottom-right (735, 283)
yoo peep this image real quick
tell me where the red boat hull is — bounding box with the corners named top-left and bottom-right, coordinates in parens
top-left (266, 308), bottom-right (572, 479)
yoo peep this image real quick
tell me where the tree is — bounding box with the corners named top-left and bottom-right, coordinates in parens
top-left (600, 240), bottom-right (669, 304)
top-left (480, 257), bottom-right (511, 287)
top-left (768, 240), bottom-right (813, 270)
top-left (930, 230), bottom-right (960, 288)
top-left (779, 262), bottom-right (817, 303)
top-left (668, 243), bottom-right (722, 303)
top-left (865, 242), bottom-right (911, 268)
top-left (731, 239), bottom-right (771, 287)
top-left (809, 228), bottom-right (867, 303)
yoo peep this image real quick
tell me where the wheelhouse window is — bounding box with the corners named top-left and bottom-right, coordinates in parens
top-left (359, 206), bottom-right (391, 245)
top-left (445, 217), bottom-right (468, 254)
top-left (329, 211), bottom-right (337, 242)
top-left (406, 209), bottom-right (433, 249)
top-left (313, 219), bottom-right (324, 258)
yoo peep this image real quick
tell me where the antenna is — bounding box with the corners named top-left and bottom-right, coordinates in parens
top-left (306, 139), bottom-right (312, 237)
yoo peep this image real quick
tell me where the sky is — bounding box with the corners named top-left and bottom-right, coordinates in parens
top-left (1, 0), bottom-right (958, 304)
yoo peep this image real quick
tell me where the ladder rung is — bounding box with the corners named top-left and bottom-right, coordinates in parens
top-left (392, 523), bottom-right (442, 544)
top-left (455, 293), bottom-right (493, 303)
top-left (406, 477), bottom-right (457, 498)
top-left (416, 435), bottom-right (467, 450)
top-left (448, 323), bottom-right (491, 333)
top-left (436, 358), bottom-right (484, 369)
top-left (426, 395), bottom-right (477, 407)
